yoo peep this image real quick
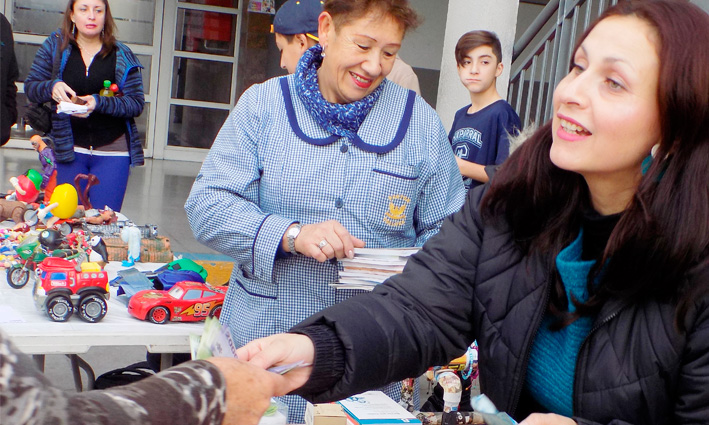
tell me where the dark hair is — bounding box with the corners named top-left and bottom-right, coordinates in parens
top-left (455, 30), bottom-right (502, 65)
top-left (323, 0), bottom-right (421, 35)
top-left (60, 0), bottom-right (117, 57)
top-left (481, 0), bottom-right (709, 332)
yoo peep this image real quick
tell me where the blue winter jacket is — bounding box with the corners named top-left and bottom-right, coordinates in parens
top-left (25, 31), bottom-right (145, 165)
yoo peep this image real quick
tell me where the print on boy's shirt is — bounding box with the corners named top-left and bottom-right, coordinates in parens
top-left (452, 127), bottom-right (483, 160)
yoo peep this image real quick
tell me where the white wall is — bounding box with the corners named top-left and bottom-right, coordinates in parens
top-left (397, 0), bottom-right (448, 71)
top-left (436, 0), bottom-right (520, 131)
top-left (693, 0), bottom-right (709, 12)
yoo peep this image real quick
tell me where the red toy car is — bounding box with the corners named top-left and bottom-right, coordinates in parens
top-left (32, 257), bottom-right (110, 322)
top-left (127, 281), bottom-right (227, 324)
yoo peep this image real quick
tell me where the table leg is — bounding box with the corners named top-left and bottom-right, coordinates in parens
top-left (33, 354), bottom-right (45, 372)
top-left (68, 354), bottom-right (96, 391)
top-left (160, 353), bottom-right (174, 371)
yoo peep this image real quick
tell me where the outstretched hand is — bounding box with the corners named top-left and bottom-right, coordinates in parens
top-left (206, 357), bottom-right (299, 425)
top-left (236, 333), bottom-right (314, 392)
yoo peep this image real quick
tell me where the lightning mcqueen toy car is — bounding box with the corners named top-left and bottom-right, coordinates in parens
top-left (127, 281), bottom-right (227, 324)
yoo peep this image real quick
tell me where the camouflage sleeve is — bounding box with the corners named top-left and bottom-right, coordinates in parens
top-left (0, 329), bottom-right (227, 425)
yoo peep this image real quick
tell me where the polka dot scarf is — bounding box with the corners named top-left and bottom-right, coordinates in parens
top-left (295, 44), bottom-right (386, 140)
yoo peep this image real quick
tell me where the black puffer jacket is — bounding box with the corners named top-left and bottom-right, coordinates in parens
top-left (294, 187), bottom-right (709, 424)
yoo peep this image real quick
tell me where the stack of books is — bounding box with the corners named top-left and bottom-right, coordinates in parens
top-left (337, 391), bottom-right (421, 424)
top-left (333, 247), bottom-right (420, 291)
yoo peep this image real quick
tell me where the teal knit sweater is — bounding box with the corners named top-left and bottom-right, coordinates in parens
top-left (525, 230), bottom-right (596, 417)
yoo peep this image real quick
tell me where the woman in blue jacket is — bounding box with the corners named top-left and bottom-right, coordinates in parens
top-left (25, 0), bottom-right (144, 212)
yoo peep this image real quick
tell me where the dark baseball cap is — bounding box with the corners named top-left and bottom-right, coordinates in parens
top-left (272, 0), bottom-right (323, 39)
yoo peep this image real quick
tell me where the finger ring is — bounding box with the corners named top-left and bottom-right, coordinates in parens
top-left (318, 239), bottom-right (328, 249)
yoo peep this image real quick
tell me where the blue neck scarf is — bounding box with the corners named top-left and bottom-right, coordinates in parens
top-left (295, 44), bottom-right (385, 139)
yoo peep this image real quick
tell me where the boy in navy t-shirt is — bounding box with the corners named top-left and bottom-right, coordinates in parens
top-left (449, 31), bottom-right (521, 190)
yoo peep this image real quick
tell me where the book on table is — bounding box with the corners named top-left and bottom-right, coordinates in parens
top-left (336, 391), bottom-right (421, 424)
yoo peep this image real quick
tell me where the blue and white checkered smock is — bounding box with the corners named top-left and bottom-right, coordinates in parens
top-left (185, 74), bottom-right (464, 420)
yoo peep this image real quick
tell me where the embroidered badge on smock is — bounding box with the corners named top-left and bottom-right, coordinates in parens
top-left (384, 194), bottom-right (410, 227)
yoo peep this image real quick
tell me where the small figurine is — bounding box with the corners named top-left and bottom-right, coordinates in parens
top-left (84, 205), bottom-right (117, 225)
top-left (121, 225), bottom-right (142, 266)
top-left (8, 173), bottom-right (40, 203)
top-left (30, 135), bottom-right (57, 204)
top-left (89, 235), bottom-right (109, 264)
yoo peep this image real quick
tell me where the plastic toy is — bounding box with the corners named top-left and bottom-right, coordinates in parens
top-left (127, 281), bottom-right (226, 324)
top-left (32, 257), bottom-right (109, 322)
top-left (22, 183), bottom-right (79, 230)
top-left (74, 173), bottom-right (100, 210)
top-left (30, 135), bottom-right (57, 203)
top-left (89, 235), bottom-right (109, 264)
top-left (48, 183), bottom-right (78, 219)
top-left (115, 268), bottom-right (205, 301)
top-left (8, 174), bottom-right (40, 203)
top-left (6, 229), bottom-right (86, 289)
top-left (120, 225), bottom-right (142, 266)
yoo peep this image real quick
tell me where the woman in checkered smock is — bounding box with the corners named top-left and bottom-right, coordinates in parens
top-left (186, 0), bottom-right (465, 421)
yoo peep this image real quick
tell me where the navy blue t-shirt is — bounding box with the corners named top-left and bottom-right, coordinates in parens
top-left (448, 99), bottom-right (521, 189)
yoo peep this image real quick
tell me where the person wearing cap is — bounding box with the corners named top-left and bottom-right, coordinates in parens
top-left (272, 0), bottom-right (323, 74)
top-left (186, 0), bottom-right (464, 421)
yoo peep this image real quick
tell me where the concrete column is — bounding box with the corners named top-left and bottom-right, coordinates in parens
top-left (436, 0), bottom-right (520, 131)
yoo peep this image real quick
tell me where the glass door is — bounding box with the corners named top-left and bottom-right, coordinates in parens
top-left (152, 0), bottom-right (242, 161)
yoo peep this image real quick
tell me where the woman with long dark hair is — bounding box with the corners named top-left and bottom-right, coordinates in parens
top-left (25, 0), bottom-right (144, 211)
top-left (236, 1), bottom-right (709, 423)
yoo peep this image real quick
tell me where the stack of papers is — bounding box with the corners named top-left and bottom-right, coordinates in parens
top-left (337, 391), bottom-right (421, 424)
top-left (333, 247), bottom-right (420, 291)
top-left (57, 101), bottom-right (88, 115)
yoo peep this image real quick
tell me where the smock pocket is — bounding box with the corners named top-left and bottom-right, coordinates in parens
top-left (366, 160), bottom-right (420, 235)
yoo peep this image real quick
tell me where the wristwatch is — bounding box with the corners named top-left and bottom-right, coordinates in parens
top-left (285, 223), bottom-right (302, 254)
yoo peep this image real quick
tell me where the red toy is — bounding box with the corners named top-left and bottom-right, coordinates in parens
top-left (33, 257), bottom-right (109, 322)
top-left (128, 281), bottom-right (226, 324)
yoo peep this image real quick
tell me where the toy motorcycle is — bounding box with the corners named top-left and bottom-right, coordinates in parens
top-left (6, 230), bottom-right (84, 289)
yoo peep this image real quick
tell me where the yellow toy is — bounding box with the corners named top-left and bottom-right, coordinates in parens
top-left (48, 184), bottom-right (78, 219)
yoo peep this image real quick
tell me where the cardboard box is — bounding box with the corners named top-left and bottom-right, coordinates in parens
top-left (305, 403), bottom-right (347, 425)
top-left (103, 236), bottom-right (173, 263)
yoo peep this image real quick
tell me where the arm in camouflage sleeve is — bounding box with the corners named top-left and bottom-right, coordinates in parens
top-left (0, 328), bottom-right (227, 425)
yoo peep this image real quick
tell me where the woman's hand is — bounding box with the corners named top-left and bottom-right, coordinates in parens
top-left (236, 333), bottom-right (314, 393)
top-left (519, 413), bottom-right (577, 425)
top-left (284, 220), bottom-right (365, 262)
top-left (205, 357), bottom-right (297, 425)
top-left (73, 95), bottom-right (97, 118)
top-left (52, 82), bottom-right (75, 103)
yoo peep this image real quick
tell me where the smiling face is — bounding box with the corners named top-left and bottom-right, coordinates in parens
top-left (550, 15), bottom-right (661, 203)
top-left (316, 11), bottom-right (404, 104)
top-left (71, 0), bottom-right (106, 40)
top-left (457, 45), bottom-right (502, 95)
